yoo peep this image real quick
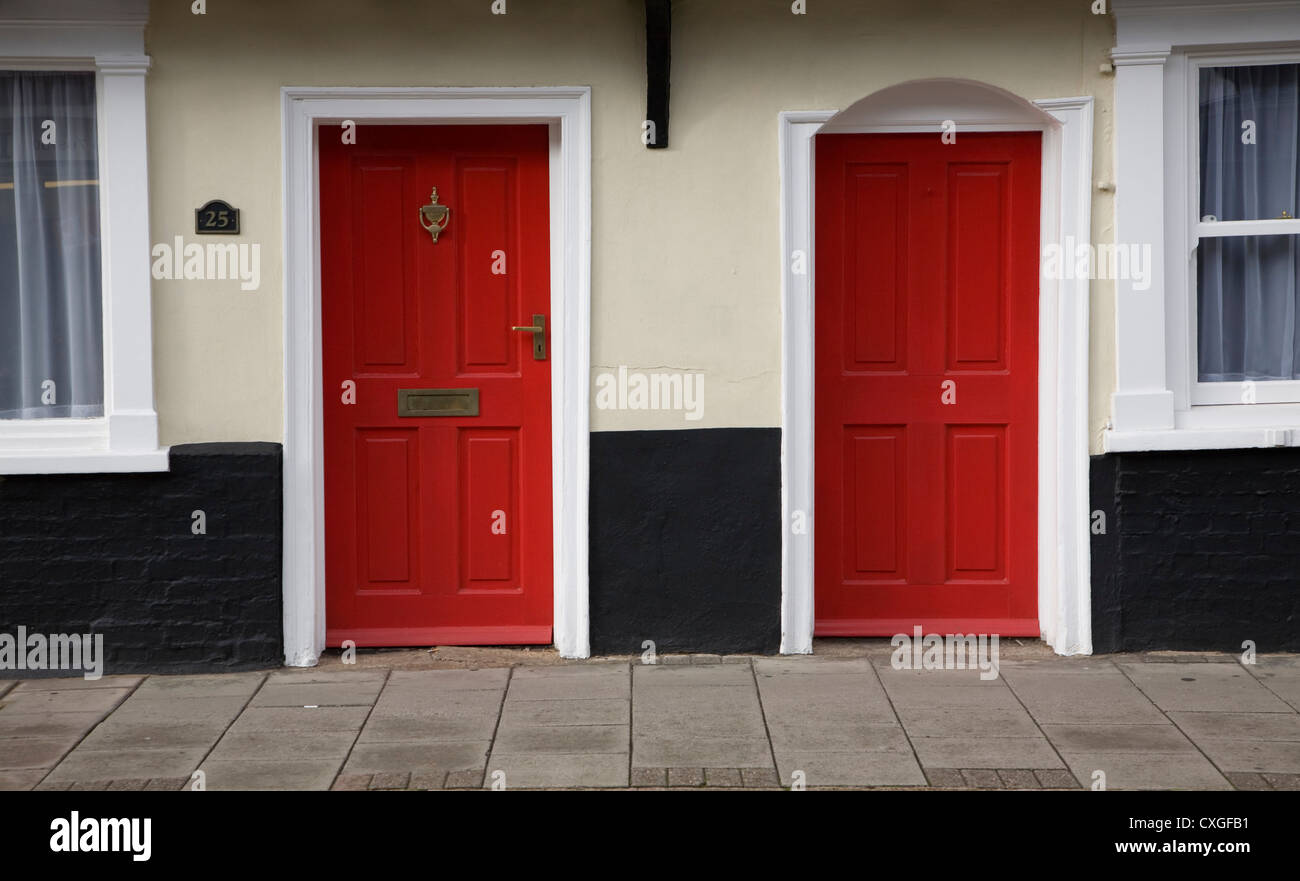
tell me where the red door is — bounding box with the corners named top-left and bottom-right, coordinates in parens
top-left (321, 125), bottom-right (552, 646)
top-left (814, 132), bottom-right (1040, 636)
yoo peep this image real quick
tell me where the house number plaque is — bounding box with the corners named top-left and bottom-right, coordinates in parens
top-left (195, 199), bottom-right (240, 235)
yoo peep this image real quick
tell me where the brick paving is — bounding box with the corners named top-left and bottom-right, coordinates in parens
top-left (3, 650), bottom-right (1300, 790)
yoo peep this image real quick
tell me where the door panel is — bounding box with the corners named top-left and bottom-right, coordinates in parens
top-left (321, 124), bottom-right (552, 646)
top-left (814, 132), bottom-right (1039, 636)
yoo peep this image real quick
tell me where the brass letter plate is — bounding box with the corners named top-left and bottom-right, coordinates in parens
top-left (397, 388), bottom-right (480, 417)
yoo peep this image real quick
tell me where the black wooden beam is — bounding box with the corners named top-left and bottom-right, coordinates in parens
top-left (645, 0), bottom-right (671, 148)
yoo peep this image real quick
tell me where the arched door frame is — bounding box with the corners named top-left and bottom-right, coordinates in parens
top-left (777, 80), bottom-right (1095, 655)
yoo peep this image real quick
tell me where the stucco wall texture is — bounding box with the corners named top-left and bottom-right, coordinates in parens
top-left (142, 0), bottom-right (1116, 450)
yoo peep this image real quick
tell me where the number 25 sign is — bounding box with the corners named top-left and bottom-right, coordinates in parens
top-left (195, 199), bottom-right (240, 235)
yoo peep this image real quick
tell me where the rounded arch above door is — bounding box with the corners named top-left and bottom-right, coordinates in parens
top-left (819, 78), bottom-right (1061, 133)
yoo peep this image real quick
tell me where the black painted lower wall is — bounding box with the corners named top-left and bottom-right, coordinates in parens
top-left (589, 428), bottom-right (782, 655)
top-left (1091, 448), bottom-right (1300, 653)
top-left (0, 443), bottom-right (283, 675)
top-left (8, 434), bottom-right (1289, 672)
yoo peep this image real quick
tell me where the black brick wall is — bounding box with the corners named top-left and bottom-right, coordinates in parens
top-left (0, 443), bottom-right (283, 674)
top-left (1091, 449), bottom-right (1300, 653)
top-left (590, 428), bottom-right (782, 655)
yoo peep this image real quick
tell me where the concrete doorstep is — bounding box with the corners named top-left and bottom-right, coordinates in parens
top-left (2, 649), bottom-right (1299, 792)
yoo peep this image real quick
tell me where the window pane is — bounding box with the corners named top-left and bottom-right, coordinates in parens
top-left (1199, 63), bottom-right (1299, 222)
top-left (0, 71), bottom-right (103, 419)
top-left (1198, 234), bottom-right (1299, 382)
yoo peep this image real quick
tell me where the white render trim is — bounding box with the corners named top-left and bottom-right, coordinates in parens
top-left (281, 86), bottom-right (592, 667)
top-left (0, 449), bottom-right (169, 475)
top-left (1108, 0), bottom-right (1300, 451)
top-left (0, 4), bottom-right (163, 475)
top-left (1107, 427), bottom-right (1297, 451)
top-left (778, 85), bottom-right (1094, 656)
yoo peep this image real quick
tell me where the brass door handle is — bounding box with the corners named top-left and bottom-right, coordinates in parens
top-left (511, 314), bottom-right (546, 360)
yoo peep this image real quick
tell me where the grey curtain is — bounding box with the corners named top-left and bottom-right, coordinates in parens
top-left (0, 71), bottom-right (103, 419)
top-left (1198, 63), bottom-right (1300, 383)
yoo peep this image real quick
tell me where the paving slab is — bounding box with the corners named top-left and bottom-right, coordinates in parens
top-left (0, 769), bottom-right (46, 790)
top-left (1191, 739), bottom-right (1300, 774)
top-left (201, 759), bottom-right (342, 791)
top-left (766, 721), bottom-right (912, 752)
top-left (1169, 711), bottom-right (1300, 741)
top-left (872, 667), bottom-right (1005, 687)
top-left (632, 735), bottom-right (773, 769)
top-left (635, 663), bottom-right (753, 688)
top-left (358, 714), bottom-right (497, 743)
top-left (226, 706), bottom-right (370, 733)
top-left (0, 736), bottom-right (82, 770)
top-left (77, 720), bottom-right (230, 751)
top-left (1060, 751), bottom-right (1232, 790)
top-left (1262, 772), bottom-right (1300, 790)
top-left (0, 709), bottom-right (106, 740)
top-left (369, 691), bottom-right (504, 722)
top-left (897, 706), bottom-right (1042, 739)
top-left (507, 664), bottom-right (629, 701)
top-left (911, 736), bottom-right (1064, 769)
top-left (755, 658), bottom-right (897, 718)
top-left (876, 679), bottom-right (1024, 711)
top-left (635, 688), bottom-right (766, 736)
top-left (755, 657), bottom-right (876, 676)
top-left (1247, 660), bottom-right (1300, 711)
top-left (207, 730), bottom-right (358, 762)
top-left (705, 767), bottom-right (743, 787)
top-left (44, 747), bottom-right (208, 783)
top-left (9, 676), bottom-right (143, 692)
top-left (266, 669), bottom-right (388, 685)
top-left (386, 668), bottom-right (509, 691)
top-left (106, 696), bottom-right (252, 725)
top-left (500, 698), bottom-right (629, 727)
top-left (0, 688), bottom-right (132, 715)
top-left (1002, 665), bottom-right (1167, 724)
top-left (493, 724), bottom-right (627, 754)
top-left (131, 673), bottom-right (265, 700)
top-left (633, 664), bottom-right (770, 769)
top-left (483, 753), bottom-right (628, 789)
top-left (1040, 723), bottom-right (1198, 754)
top-left (1118, 662), bottom-right (1293, 713)
top-left (250, 681), bottom-right (385, 708)
top-left (777, 750), bottom-right (927, 788)
top-left (342, 741), bottom-right (488, 775)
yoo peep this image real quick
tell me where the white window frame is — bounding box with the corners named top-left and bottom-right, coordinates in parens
top-left (1184, 48), bottom-right (1300, 406)
top-left (0, 0), bottom-right (164, 473)
top-left (1109, 0), bottom-right (1300, 452)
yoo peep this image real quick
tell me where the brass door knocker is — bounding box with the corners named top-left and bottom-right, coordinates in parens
top-left (419, 188), bottom-right (451, 242)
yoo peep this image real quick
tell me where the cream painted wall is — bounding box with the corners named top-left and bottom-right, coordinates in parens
top-left (144, 0), bottom-right (1115, 450)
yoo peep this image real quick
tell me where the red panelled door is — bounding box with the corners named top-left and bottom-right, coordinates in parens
top-left (321, 125), bottom-right (552, 646)
top-left (814, 132), bottom-right (1040, 636)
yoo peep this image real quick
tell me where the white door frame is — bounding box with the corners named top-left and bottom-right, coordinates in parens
top-left (281, 86), bottom-right (592, 666)
top-left (778, 82), bottom-right (1094, 655)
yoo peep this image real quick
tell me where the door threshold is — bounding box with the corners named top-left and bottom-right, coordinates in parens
top-left (326, 625), bottom-right (553, 647)
top-left (815, 618), bottom-right (1041, 637)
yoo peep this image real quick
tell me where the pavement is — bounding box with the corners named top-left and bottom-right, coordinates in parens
top-left (2, 643), bottom-right (1300, 791)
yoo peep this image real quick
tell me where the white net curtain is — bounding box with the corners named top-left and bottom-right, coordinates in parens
top-left (0, 70), bottom-right (103, 419)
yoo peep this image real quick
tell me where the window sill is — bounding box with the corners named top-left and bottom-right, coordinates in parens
top-left (1104, 427), bottom-right (1296, 453)
top-left (0, 448), bottom-right (170, 475)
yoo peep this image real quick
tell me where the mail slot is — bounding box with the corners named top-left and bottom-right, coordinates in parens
top-left (397, 388), bottom-right (480, 417)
